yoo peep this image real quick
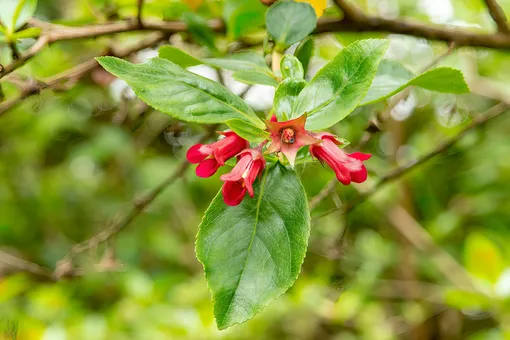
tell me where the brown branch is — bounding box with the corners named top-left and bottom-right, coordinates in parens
top-left (0, 33), bottom-right (166, 117)
top-left (387, 206), bottom-right (476, 290)
top-left (0, 250), bottom-right (54, 280)
top-left (137, 0), bottom-right (145, 28)
top-left (484, 0), bottom-right (510, 34)
top-left (313, 102), bottom-right (510, 220)
top-left (323, 0), bottom-right (510, 49)
top-left (57, 126), bottom-right (218, 273)
top-left (0, 36), bottom-right (50, 79)
top-left (0, 19), bottom-right (223, 80)
top-left (3, 2), bottom-right (510, 80)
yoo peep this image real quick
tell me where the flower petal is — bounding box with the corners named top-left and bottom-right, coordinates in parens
top-left (196, 158), bottom-right (220, 178)
top-left (220, 154), bottom-right (251, 182)
top-left (280, 143), bottom-right (301, 168)
top-left (350, 165), bottom-right (368, 183)
top-left (348, 152), bottom-right (372, 161)
top-left (244, 160), bottom-right (264, 197)
top-left (186, 144), bottom-right (211, 163)
top-left (222, 181), bottom-right (247, 206)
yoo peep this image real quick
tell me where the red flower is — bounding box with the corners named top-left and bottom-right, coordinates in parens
top-left (186, 131), bottom-right (249, 178)
top-left (266, 114), bottom-right (320, 167)
top-left (309, 132), bottom-right (371, 185)
top-left (220, 149), bottom-right (266, 206)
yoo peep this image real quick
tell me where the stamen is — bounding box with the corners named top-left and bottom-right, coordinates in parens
top-left (281, 128), bottom-right (296, 144)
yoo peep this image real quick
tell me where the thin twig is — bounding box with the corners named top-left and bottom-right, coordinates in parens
top-left (0, 250), bottom-right (54, 280)
top-left (0, 33), bottom-right (166, 117)
top-left (0, 36), bottom-right (49, 79)
top-left (484, 0), bottom-right (510, 34)
top-left (309, 178), bottom-right (338, 210)
top-left (0, 19), bottom-right (222, 80)
top-left (322, 0), bottom-right (510, 48)
top-left (58, 126), bottom-right (218, 266)
top-left (313, 102), bottom-right (510, 220)
top-left (387, 206), bottom-right (476, 290)
top-left (4, 5), bottom-right (510, 80)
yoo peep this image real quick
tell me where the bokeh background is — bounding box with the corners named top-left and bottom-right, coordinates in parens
top-left (2, 0), bottom-right (510, 339)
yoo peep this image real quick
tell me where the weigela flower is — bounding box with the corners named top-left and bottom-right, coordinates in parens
top-left (309, 132), bottom-right (371, 185)
top-left (186, 131), bottom-right (249, 178)
top-left (266, 114), bottom-right (320, 167)
top-left (220, 149), bottom-right (266, 206)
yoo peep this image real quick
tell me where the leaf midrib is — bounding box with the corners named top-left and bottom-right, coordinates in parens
top-left (220, 168), bottom-right (270, 324)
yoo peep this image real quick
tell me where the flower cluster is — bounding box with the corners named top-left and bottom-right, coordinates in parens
top-left (187, 115), bottom-right (371, 206)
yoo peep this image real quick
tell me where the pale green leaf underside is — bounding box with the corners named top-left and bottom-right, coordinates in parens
top-left (361, 59), bottom-right (470, 105)
top-left (96, 56), bottom-right (264, 128)
top-left (294, 39), bottom-right (389, 131)
top-left (196, 163), bottom-right (310, 329)
top-left (159, 46), bottom-right (277, 87)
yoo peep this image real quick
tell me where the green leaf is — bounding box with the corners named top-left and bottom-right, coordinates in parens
top-left (203, 51), bottom-right (269, 71)
top-left (96, 56), bottom-right (264, 128)
top-left (12, 26), bottom-right (40, 39)
top-left (294, 39), bottom-right (389, 131)
top-left (226, 119), bottom-right (270, 142)
top-left (196, 163), bottom-right (310, 329)
top-left (273, 78), bottom-right (307, 121)
top-left (0, 0), bottom-right (37, 34)
top-left (224, 0), bottom-right (266, 39)
top-left (464, 232), bottom-right (504, 284)
top-left (266, 0), bottom-right (317, 50)
top-left (361, 60), bottom-right (470, 105)
top-left (232, 70), bottom-right (278, 86)
top-left (158, 47), bottom-right (277, 87)
top-left (294, 37), bottom-right (314, 76)
top-left (158, 45), bottom-right (202, 68)
top-left (280, 54), bottom-right (304, 79)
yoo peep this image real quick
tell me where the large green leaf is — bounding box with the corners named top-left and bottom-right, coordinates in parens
top-left (196, 163), bottom-right (310, 329)
top-left (158, 46), bottom-right (277, 86)
top-left (273, 78), bottom-right (307, 121)
top-left (97, 57), bottom-right (264, 128)
top-left (0, 0), bottom-right (37, 34)
top-left (361, 60), bottom-right (470, 105)
top-left (294, 39), bottom-right (388, 131)
top-left (266, 0), bottom-right (317, 50)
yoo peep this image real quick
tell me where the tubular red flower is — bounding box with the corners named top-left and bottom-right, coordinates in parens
top-left (220, 149), bottom-right (266, 206)
top-left (309, 133), bottom-right (371, 185)
top-left (266, 114), bottom-right (320, 167)
top-left (186, 131), bottom-right (249, 178)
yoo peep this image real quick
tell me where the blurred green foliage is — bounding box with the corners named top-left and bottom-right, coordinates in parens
top-left (1, 0), bottom-right (510, 339)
